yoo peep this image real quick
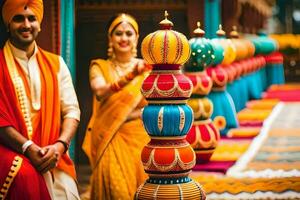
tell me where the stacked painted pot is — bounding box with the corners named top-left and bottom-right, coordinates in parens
top-left (225, 26), bottom-right (255, 112)
top-left (184, 22), bottom-right (220, 163)
top-left (135, 12), bottom-right (206, 200)
top-left (226, 26), bottom-right (265, 112)
top-left (207, 25), bottom-right (238, 136)
top-left (250, 34), bottom-right (283, 86)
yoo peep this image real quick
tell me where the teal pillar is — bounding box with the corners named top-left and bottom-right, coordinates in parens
top-left (60, 0), bottom-right (76, 160)
top-left (204, 0), bottom-right (221, 38)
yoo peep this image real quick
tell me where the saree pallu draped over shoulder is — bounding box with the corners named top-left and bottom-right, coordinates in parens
top-left (0, 42), bottom-right (65, 200)
top-left (0, 41), bottom-right (78, 199)
top-left (0, 49), bottom-right (52, 200)
top-left (0, 42), bottom-right (76, 180)
top-left (82, 59), bottom-right (149, 200)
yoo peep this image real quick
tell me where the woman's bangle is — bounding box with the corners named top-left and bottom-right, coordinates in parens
top-left (55, 140), bottom-right (69, 154)
top-left (125, 72), bottom-right (135, 81)
top-left (110, 82), bottom-right (121, 92)
top-left (22, 140), bottom-right (34, 154)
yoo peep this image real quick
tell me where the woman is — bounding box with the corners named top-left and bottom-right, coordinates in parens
top-left (82, 13), bottom-right (150, 200)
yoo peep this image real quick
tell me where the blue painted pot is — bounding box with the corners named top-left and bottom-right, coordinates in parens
top-left (142, 104), bottom-right (193, 136)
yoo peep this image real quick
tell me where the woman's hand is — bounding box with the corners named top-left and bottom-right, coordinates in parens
top-left (132, 60), bottom-right (152, 76)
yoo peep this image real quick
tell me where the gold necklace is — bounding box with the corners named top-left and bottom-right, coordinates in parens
top-left (111, 58), bottom-right (137, 77)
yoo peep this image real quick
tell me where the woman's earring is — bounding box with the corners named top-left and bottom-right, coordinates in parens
top-left (132, 42), bottom-right (137, 58)
top-left (107, 42), bottom-right (115, 59)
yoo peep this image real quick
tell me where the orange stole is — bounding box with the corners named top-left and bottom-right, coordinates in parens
top-left (3, 44), bottom-right (76, 179)
top-left (0, 49), bottom-right (51, 200)
top-left (36, 49), bottom-right (76, 179)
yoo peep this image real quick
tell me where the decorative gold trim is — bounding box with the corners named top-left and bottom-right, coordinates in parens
top-left (141, 74), bottom-right (192, 98)
top-left (0, 156), bottom-right (23, 200)
top-left (147, 139), bottom-right (188, 147)
top-left (211, 68), bottom-right (228, 87)
top-left (178, 106), bottom-right (185, 132)
top-left (150, 136), bottom-right (186, 140)
top-left (177, 184), bottom-right (183, 199)
top-left (4, 43), bottom-right (33, 139)
top-left (148, 100), bottom-right (187, 104)
top-left (108, 13), bottom-right (138, 35)
top-left (151, 70), bottom-right (181, 74)
top-left (197, 98), bottom-right (205, 119)
top-left (193, 181), bottom-right (205, 198)
top-left (195, 76), bottom-right (213, 95)
top-left (203, 124), bottom-right (219, 148)
top-left (143, 149), bottom-right (154, 168)
top-left (188, 123), bottom-right (200, 147)
top-left (143, 147), bottom-right (195, 172)
top-left (153, 185), bottom-right (160, 200)
top-left (177, 147), bottom-right (196, 169)
top-left (148, 171), bottom-right (190, 178)
top-left (151, 148), bottom-right (178, 172)
top-left (189, 98), bottom-right (213, 119)
top-left (193, 122), bottom-right (219, 149)
top-left (185, 72), bottom-right (213, 95)
top-left (135, 182), bottom-right (145, 200)
top-left (146, 143), bottom-right (190, 149)
top-left (158, 107), bottom-right (164, 132)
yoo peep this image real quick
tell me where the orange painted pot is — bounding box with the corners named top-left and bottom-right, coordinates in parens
top-left (141, 138), bottom-right (196, 175)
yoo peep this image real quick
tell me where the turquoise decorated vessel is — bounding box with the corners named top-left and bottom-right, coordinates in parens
top-left (142, 104), bottom-right (193, 136)
top-left (210, 40), bottom-right (224, 65)
top-left (184, 22), bottom-right (214, 72)
top-left (251, 35), bottom-right (277, 55)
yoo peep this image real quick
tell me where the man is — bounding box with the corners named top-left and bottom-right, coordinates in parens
top-left (0, 0), bottom-right (81, 199)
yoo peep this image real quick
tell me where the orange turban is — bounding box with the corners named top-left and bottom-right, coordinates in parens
top-left (2, 0), bottom-right (44, 26)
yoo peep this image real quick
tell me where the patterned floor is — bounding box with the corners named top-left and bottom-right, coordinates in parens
top-left (193, 102), bottom-right (300, 199)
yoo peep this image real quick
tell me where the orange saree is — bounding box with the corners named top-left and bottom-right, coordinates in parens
top-left (82, 59), bottom-right (149, 200)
